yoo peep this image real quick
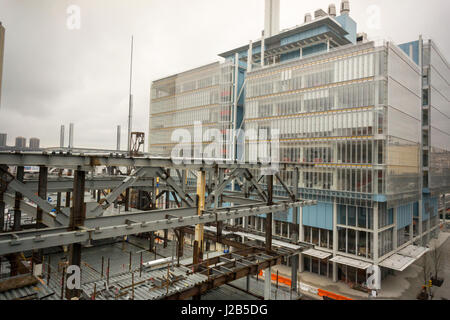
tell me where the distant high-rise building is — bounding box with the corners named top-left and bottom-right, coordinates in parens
top-left (0, 22), bottom-right (5, 106)
top-left (0, 133), bottom-right (6, 147)
top-left (29, 137), bottom-right (40, 149)
top-left (15, 136), bottom-right (26, 148)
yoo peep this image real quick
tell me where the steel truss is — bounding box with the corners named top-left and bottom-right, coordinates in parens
top-left (0, 151), bottom-right (316, 299)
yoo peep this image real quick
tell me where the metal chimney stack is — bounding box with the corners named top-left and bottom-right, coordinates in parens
top-left (117, 125), bottom-right (121, 151)
top-left (328, 4), bottom-right (337, 17)
top-left (68, 123), bottom-right (74, 149)
top-left (264, 0), bottom-right (280, 37)
top-left (60, 125), bottom-right (65, 148)
top-left (341, 0), bottom-right (350, 15)
top-left (304, 13), bottom-right (312, 23)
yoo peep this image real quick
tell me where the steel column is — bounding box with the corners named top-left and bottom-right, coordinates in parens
top-left (13, 166), bottom-right (24, 231)
top-left (66, 170), bottom-right (86, 299)
top-left (36, 166), bottom-right (48, 228)
top-left (0, 192), bottom-right (4, 232)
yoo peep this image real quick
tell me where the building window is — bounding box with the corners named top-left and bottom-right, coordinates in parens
top-left (338, 227), bottom-right (346, 253)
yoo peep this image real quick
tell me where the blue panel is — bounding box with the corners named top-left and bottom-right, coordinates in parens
top-left (334, 14), bottom-right (357, 44)
top-left (280, 26), bottom-right (331, 46)
top-left (302, 201), bottom-right (333, 231)
top-left (398, 40), bottom-right (420, 65)
top-left (280, 50), bottom-right (300, 62)
top-left (397, 203), bottom-right (413, 230)
top-left (388, 208), bottom-right (394, 225)
top-left (413, 202), bottom-right (419, 218)
top-left (303, 43), bottom-right (327, 57)
top-left (422, 196), bottom-right (439, 219)
top-left (373, 194), bottom-right (387, 202)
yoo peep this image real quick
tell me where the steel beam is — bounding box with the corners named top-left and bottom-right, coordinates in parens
top-left (0, 200), bottom-right (314, 255)
top-left (90, 167), bottom-right (152, 217)
top-left (157, 168), bottom-right (195, 208)
top-left (0, 152), bottom-right (312, 171)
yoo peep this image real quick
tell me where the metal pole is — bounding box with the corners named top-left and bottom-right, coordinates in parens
top-left (68, 123), bottom-right (74, 149)
top-left (117, 125), bottom-right (121, 151)
top-left (127, 36), bottom-right (134, 155)
top-left (60, 125), bottom-right (65, 148)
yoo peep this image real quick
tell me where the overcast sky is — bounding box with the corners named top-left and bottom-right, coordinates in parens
top-left (0, 0), bottom-right (449, 150)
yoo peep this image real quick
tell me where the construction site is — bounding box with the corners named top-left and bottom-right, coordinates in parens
top-left (0, 0), bottom-right (449, 302)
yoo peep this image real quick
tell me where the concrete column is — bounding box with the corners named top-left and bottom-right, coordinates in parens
top-left (299, 206), bottom-right (304, 241)
top-left (264, 267), bottom-right (272, 300)
top-left (393, 207), bottom-right (398, 249)
top-left (409, 221), bottom-right (414, 243)
top-left (332, 200), bottom-right (338, 282)
top-left (332, 262), bottom-right (338, 282)
top-left (373, 202), bottom-right (379, 264)
top-left (261, 31), bottom-right (265, 68)
top-left (248, 40), bottom-right (253, 72)
top-left (13, 166), bottom-right (24, 231)
top-left (418, 199), bottom-right (423, 244)
top-left (266, 175), bottom-right (273, 252)
top-left (299, 253), bottom-right (304, 272)
top-left (444, 194), bottom-right (447, 226)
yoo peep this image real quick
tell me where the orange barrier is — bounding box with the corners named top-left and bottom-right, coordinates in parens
top-left (317, 288), bottom-right (352, 300)
top-left (258, 270), bottom-right (353, 300)
top-left (258, 270), bottom-right (292, 287)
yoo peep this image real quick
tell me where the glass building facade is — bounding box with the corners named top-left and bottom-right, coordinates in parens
top-left (150, 62), bottom-right (236, 159)
top-left (149, 7), bottom-right (449, 287)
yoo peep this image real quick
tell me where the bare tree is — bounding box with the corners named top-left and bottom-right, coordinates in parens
top-left (422, 252), bottom-right (431, 286)
top-left (430, 240), bottom-right (444, 281)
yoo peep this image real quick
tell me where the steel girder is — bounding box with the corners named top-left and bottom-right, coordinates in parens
top-left (155, 168), bottom-right (195, 207)
top-left (10, 177), bottom-right (155, 193)
top-left (90, 167), bottom-right (156, 217)
top-left (0, 166), bottom-right (69, 226)
top-left (0, 152), bottom-right (313, 171)
top-left (205, 168), bottom-right (245, 206)
top-left (0, 200), bottom-right (316, 256)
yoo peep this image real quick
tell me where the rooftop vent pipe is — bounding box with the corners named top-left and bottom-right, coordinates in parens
top-left (341, 0), bottom-right (350, 15)
top-left (328, 4), bottom-right (337, 17)
top-left (314, 9), bottom-right (327, 19)
top-left (304, 13), bottom-right (312, 23)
